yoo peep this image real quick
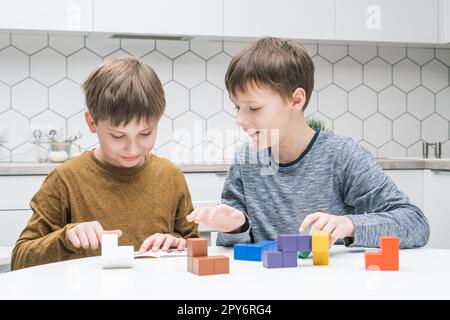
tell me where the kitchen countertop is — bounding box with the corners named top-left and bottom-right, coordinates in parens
top-left (1, 158), bottom-right (450, 175)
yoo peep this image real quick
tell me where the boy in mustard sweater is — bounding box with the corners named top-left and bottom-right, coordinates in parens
top-left (11, 57), bottom-right (199, 270)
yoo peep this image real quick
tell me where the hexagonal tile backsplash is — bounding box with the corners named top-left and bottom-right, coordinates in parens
top-left (0, 33), bottom-right (450, 163)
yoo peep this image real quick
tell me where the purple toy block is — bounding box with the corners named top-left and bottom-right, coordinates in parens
top-left (297, 235), bottom-right (312, 251)
top-left (277, 234), bottom-right (298, 252)
top-left (263, 251), bottom-right (283, 268)
top-left (282, 251), bottom-right (298, 268)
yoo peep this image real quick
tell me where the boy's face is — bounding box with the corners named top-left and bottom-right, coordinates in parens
top-left (230, 84), bottom-right (302, 150)
top-left (85, 112), bottom-right (158, 168)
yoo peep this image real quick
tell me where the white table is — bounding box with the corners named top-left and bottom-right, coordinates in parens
top-left (0, 247), bottom-right (12, 266)
top-left (0, 246), bottom-right (449, 299)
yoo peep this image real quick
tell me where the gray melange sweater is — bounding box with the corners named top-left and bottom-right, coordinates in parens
top-left (217, 129), bottom-right (430, 249)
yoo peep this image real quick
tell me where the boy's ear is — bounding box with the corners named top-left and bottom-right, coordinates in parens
top-left (292, 87), bottom-right (306, 111)
top-left (84, 111), bottom-right (97, 133)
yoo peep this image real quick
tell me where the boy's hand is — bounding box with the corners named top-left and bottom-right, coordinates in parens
top-left (186, 204), bottom-right (246, 233)
top-left (66, 221), bottom-right (122, 250)
top-left (139, 233), bottom-right (186, 253)
top-left (299, 212), bottom-right (354, 246)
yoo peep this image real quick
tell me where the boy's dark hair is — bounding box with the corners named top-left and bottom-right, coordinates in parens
top-left (225, 37), bottom-right (315, 110)
top-left (82, 57), bottom-right (165, 126)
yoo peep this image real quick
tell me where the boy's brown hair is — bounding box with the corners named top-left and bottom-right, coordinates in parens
top-left (82, 57), bottom-right (165, 126)
top-left (225, 37), bottom-right (315, 110)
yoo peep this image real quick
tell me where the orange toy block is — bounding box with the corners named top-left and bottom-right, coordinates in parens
top-left (213, 255), bottom-right (229, 275)
top-left (365, 236), bottom-right (399, 271)
top-left (192, 256), bottom-right (215, 276)
top-left (187, 256), bottom-right (193, 273)
top-left (365, 252), bottom-right (383, 270)
top-left (187, 238), bottom-right (208, 257)
top-left (380, 236), bottom-right (399, 271)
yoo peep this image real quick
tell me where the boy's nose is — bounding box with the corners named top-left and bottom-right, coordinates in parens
top-left (236, 113), bottom-right (248, 129)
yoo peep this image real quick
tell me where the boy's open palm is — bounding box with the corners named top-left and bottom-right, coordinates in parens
top-left (186, 204), bottom-right (246, 233)
top-left (66, 221), bottom-right (122, 250)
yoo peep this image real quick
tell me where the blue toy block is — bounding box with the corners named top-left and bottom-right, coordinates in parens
top-left (263, 251), bottom-right (283, 268)
top-left (282, 251), bottom-right (298, 268)
top-left (248, 240), bottom-right (277, 261)
top-left (233, 244), bottom-right (248, 260)
top-left (277, 234), bottom-right (299, 252)
top-left (234, 241), bottom-right (277, 261)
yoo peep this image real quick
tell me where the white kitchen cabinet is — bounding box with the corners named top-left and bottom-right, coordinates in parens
top-left (93, 0), bottom-right (223, 37)
top-left (439, 0), bottom-right (450, 43)
top-left (0, 176), bottom-right (46, 210)
top-left (0, 210), bottom-right (32, 247)
top-left (0, 0), bottom-right (93, 32)
top-left (422, 170), bottom-right (450, 249)
top-left (336, 0), bottom-right (438, 43)
top-left (223, 0), bottom-right (335, 40)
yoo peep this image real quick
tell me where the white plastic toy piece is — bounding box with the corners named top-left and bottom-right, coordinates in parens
top-left (101, 234), bottom-right (134, 269)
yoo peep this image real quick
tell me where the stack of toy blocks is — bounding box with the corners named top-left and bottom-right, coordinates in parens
top-left (101, 234), bottom-right (134, 269)
top-left (187, 238), bottom-right (229, 276)
top-left (234, 240), bottom-right (277, 261)
top-left (365, 236), bottom-right (399, 271)
top-left (262, 231), bottom-right (329, 268)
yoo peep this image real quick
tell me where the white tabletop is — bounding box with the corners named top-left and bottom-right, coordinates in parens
top-left (0, 247), bottom-right (12, 266)
top-left (0, 246), bottom-right (449, 300)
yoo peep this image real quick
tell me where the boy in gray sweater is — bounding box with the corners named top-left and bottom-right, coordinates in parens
top-left (187, 37), bottom-right (429, 249)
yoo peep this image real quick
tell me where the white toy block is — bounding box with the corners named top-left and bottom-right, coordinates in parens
top-left (115, 246), bottom-right (134, 268)
top-left (102, 234), bottom-right (118, 247)
top-left (102, 247), bottom-right (118, 269)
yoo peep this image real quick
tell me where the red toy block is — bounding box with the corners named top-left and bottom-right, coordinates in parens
top-left (365, 252), bottom-right (383, 271)
top-left (213, 255), bottom-right (229, 275)
top-left (380, 236), bottom-right (399, 271)
top-left (187, 238), bottom-right (208, 257)
top-left (187, 256), bottom-right (193, 273)
top-left (365, 236), bottom-right (399, 271)
top-left (192, 256), bottom-right (214, 276)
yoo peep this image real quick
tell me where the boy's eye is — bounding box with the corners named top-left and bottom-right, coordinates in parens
top-left (250, 107), bottom-right (261, 111)
top-left (140, 131), bottom-right (152, 136)
top-left (111, 134), bottom-right (124, 139)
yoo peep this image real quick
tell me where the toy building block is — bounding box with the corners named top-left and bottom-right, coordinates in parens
top-left (282, 251), bottom-right (298, 268)
top-left (364, 252), bottom-right (383, 270)
top-left (311, 231), bottom-right (329, 265)
top-left (102, 233), bottom-right (118, 248)
top-left (187, 238), bottom-right (208, 257)
top-left (187, 256), bottom-right (193, 273)
top-left (234, 240), bottom-right (277, 261)
top-left (298, 235), bottom-right (312, 259)
top-left (101, 234), bottom-right (134, 269)
top-left (234, 243), bottom-right (249, 260)
top-left (312, 231), bottom-right (329, 253)
top-left (364, 236), bottom-right (399, 271)
top-left (115, 246), bottom-right (134, 268)
top-left (277, 234), bottom-right (298, 252)
top-left (380, 236), bottom-right (399, 271)
top-left (263, 251), bottom-right (283, 268)
top-left (298, 251), bottom-right (311, 259)
top-left (213, 255), bottom-right (229, 275)
top-left (192, 256), bottom-right (215, 276)
top-left (313, 251), bottom-right (329, 266)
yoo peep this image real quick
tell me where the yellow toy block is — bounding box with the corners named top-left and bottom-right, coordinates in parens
top-left (313, 251), bottom-right (329, 265)
top-left (312, 231), bottom-right (329, 253)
